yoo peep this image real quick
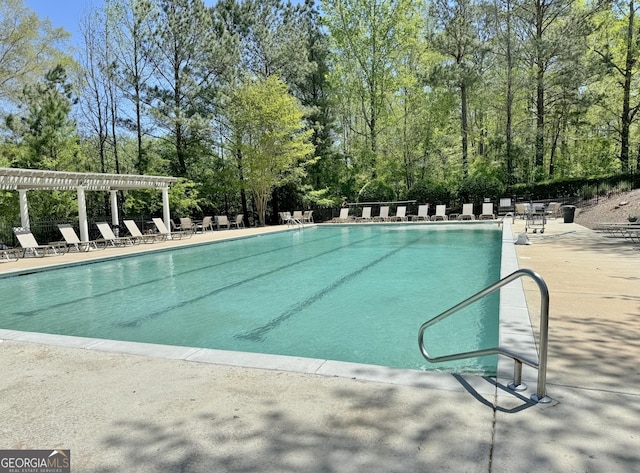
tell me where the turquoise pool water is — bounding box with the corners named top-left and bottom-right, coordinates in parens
top-left (0, 224), bottom-right (502, 374)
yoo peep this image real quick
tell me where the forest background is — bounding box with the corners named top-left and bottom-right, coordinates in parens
top-left (2, 0), bottom-right (640, 234)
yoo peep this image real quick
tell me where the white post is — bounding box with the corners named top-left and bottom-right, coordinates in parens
top-left (77, 186), bottom-right (89, 242)
top-left (110, 190), bottom-right (119, 235)
top-left (162, 187), bottom-right (171, 230)
top-left (18, 189), bottom-right (30, 229)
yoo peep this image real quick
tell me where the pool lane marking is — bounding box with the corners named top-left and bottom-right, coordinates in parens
top-left (7, 230), bottom-right (342, 318)
top-left (235, 234), bottom-right (424, 342)
top-left (117, 231), bottom-right (385, 328)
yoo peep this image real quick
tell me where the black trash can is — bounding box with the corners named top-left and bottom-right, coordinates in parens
top-left (562, 205), bottom-right (576, 223)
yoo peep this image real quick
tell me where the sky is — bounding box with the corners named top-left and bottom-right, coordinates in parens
top-left (24, 0), bottom-right (102, 44)
top-left (23, 0), bottom-right (222, 47)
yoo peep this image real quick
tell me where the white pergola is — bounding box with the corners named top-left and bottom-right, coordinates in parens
top-left (0, 167), bottom-right (178, 242)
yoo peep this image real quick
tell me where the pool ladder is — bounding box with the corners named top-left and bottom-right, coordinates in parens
top-left (418, 268), bottom-right (551, 403)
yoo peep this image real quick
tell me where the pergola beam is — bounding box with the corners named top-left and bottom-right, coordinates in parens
top-left (0, 168), bottom-right (178, 242)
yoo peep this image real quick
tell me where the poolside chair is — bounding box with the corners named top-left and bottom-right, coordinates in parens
top-left (123, 220), bottom-right (162, 243)
top-left (1, 247), bottom-right (20, 262)
top-left (431, 205), bottom-right (448, 221)
top-left (216, 215), bottom-right (231, 230)
top-left (546, 202), bottom-right (561, 218)
top-left (357, 206), bottom-right (373, 222)
top-left (152, 218), bottom-right (191, 240)
top-left (479, 203), bottom-right (496, 220)
top-left (412, 204), bottom-right (430, 221)
top-left (302, 210), bottom-right (314, 224)
top-left (458, 203), bottom-right (475, 220)
top-left (95, 222), bottom-right (136, 247)
top-left (12, 227), bottom-right (61, 257)
top-left (57, 224), bottom-right (102, 252)
top-left (374, 206), bottom-right (390, 222)
top-left (331, 208), bottom-right (351, 223)
top-left (293, 210), bottom-right (304, 222)
top-left (389, 206), bottom-right (408, 222)
top-left (179, 217), bottom-right (196, 233)
top-left (230, 214), bottom-right (245, 229)
top-left (196, 216), bottom-right (214, 233)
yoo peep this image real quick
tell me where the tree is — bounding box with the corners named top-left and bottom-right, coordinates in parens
top-left (0, 0), bottom-right (72, 106)
top-left (6, 65), bottom-right (82, 171)
top-left (227, 75), bottom-right (315, 225)
top-left (323, 0), bottom-right (423, 180)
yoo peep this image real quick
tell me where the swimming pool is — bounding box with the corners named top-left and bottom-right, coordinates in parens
top-left (0, 224), bottom-right (502, 374)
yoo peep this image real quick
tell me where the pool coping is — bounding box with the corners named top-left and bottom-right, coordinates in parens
top-left (0, 221), bottom-right (538, 399)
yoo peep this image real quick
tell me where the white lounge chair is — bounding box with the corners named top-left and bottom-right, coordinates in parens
top-left (458, 203), bottom-right (475, 220)
top-left (123, 219), bottom-right (161, 243)
top-left (13, 227), bottom-right (61, 257)
top-left (216, 215), bottom-right (231, 230)
top-left (479, 203), bottom-right (496, 220)
top-left (412, 204), bottom-right (430, 221)
top-left (331, 208), bottom-right (351, 223)
top-left (389, 206), bottom-right (408, 221)
top-left (293, 210), bottom-right (304, 222)
top-left (431, 205), bottom-right (448, 221)
top-left (196, 216), bottom-right (214, 233)
top-left (302, 210), bottom-right (314, 224)
top-left (230, 214), bottom-right (245, 229)
top-left (374, 206), bottom-right (390, 222)
top-left (95, 222), bottom-right (135, 247)
top-left (179, 217), bottom-right (196, 233)
top-left (357, 206), bottom-right (372, 222)
top-left (152, 218), bottom-right (190, 239)
top-left (58, 224), bottom-right (101, 251)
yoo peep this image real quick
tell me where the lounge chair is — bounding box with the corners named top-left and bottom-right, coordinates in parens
top-left (374, 206), bottom-right (390, 222)
top-left (546, 202), bottom-right (561, 218)
top-left (389, 206), bottom-right (408, 221)
top-left (293, 210), bottom-right (304, 222)
top-left (458, 203), bottom-right (475, 220)
top-left (230, 214), bottom-right (245, 229)
top-left (1, 247), bottom-right (20, 262)
top-left (357, 206), bottom-right (372, 222)
top-left (302, 210), bottom-right (314, 224)
top-left (479, 203), bottom-right (496, 220)
top-left (196, 216), bottom-right (214, 233)
top-left (179, 217), bottom-right (196, 233)
top-left (152, 218), bottom-right (191, 240)
top-left (95, 222), bottom-right (135, 247)
top-left (123, 220), bottom-right (162, 243)
top-left (331, 208), bottom-right (351, 223)
top-left (12, 227), bottom-right (61, 257)
top-left (216, 215), bottom-right (231, 230)
top-left (57, 224), bottom-right (102, 251)
top-left (412, 204), bottom-right (430, 221)
top-left (431, 205), bottom-right (448, 221)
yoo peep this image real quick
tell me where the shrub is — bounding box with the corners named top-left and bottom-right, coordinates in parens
top-left (407, 179), bottom-right (452, 204)
top-left (357, 180), bottom-right (396, 203)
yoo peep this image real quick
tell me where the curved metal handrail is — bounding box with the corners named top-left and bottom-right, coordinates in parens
top-left (418, 268), bottom-right (551, 403)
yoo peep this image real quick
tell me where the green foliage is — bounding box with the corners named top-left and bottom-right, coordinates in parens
top-left (458, 175), bottom-right (506, 204)
top-left (168, 178), bottom-right (200, 216)
top-left (407, 179), bottom-right (452, 204)
top-left (227, 75), bottom-right (315, 225)
top-left (357, 179), bottom-right (395, 203)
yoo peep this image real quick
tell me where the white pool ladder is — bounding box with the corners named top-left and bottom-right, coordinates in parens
top-left (418, 268), bottom-right (551, 403)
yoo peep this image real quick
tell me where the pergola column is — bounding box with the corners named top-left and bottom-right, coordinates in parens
top-left (18, 189), bottom-right (30, 228)
top-left (110, 190), bottom-right (119, 230)
top-left (162, 187), bottom-right (171, 230)
top-left (77, 186), bottom-right (89, 242)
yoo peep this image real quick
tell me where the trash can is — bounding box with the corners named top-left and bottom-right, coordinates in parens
top-left (562, 205), bottom-right (576, 223)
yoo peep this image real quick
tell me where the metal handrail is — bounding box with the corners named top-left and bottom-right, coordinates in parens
top-left (418, 268), bottom-right (551, 403)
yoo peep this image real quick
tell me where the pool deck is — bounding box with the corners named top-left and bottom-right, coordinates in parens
top-left (1, 219), bottom-right (638, 472)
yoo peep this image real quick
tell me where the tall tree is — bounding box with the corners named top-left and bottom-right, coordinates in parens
top-left (0, 0), bottom-right (72, 107)
top-left (227, 75), bottom-right (314, 225)
top-left (146, 0), bottom-right (232, 177)
top-left (323, 0), bottom-right (422, 181)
